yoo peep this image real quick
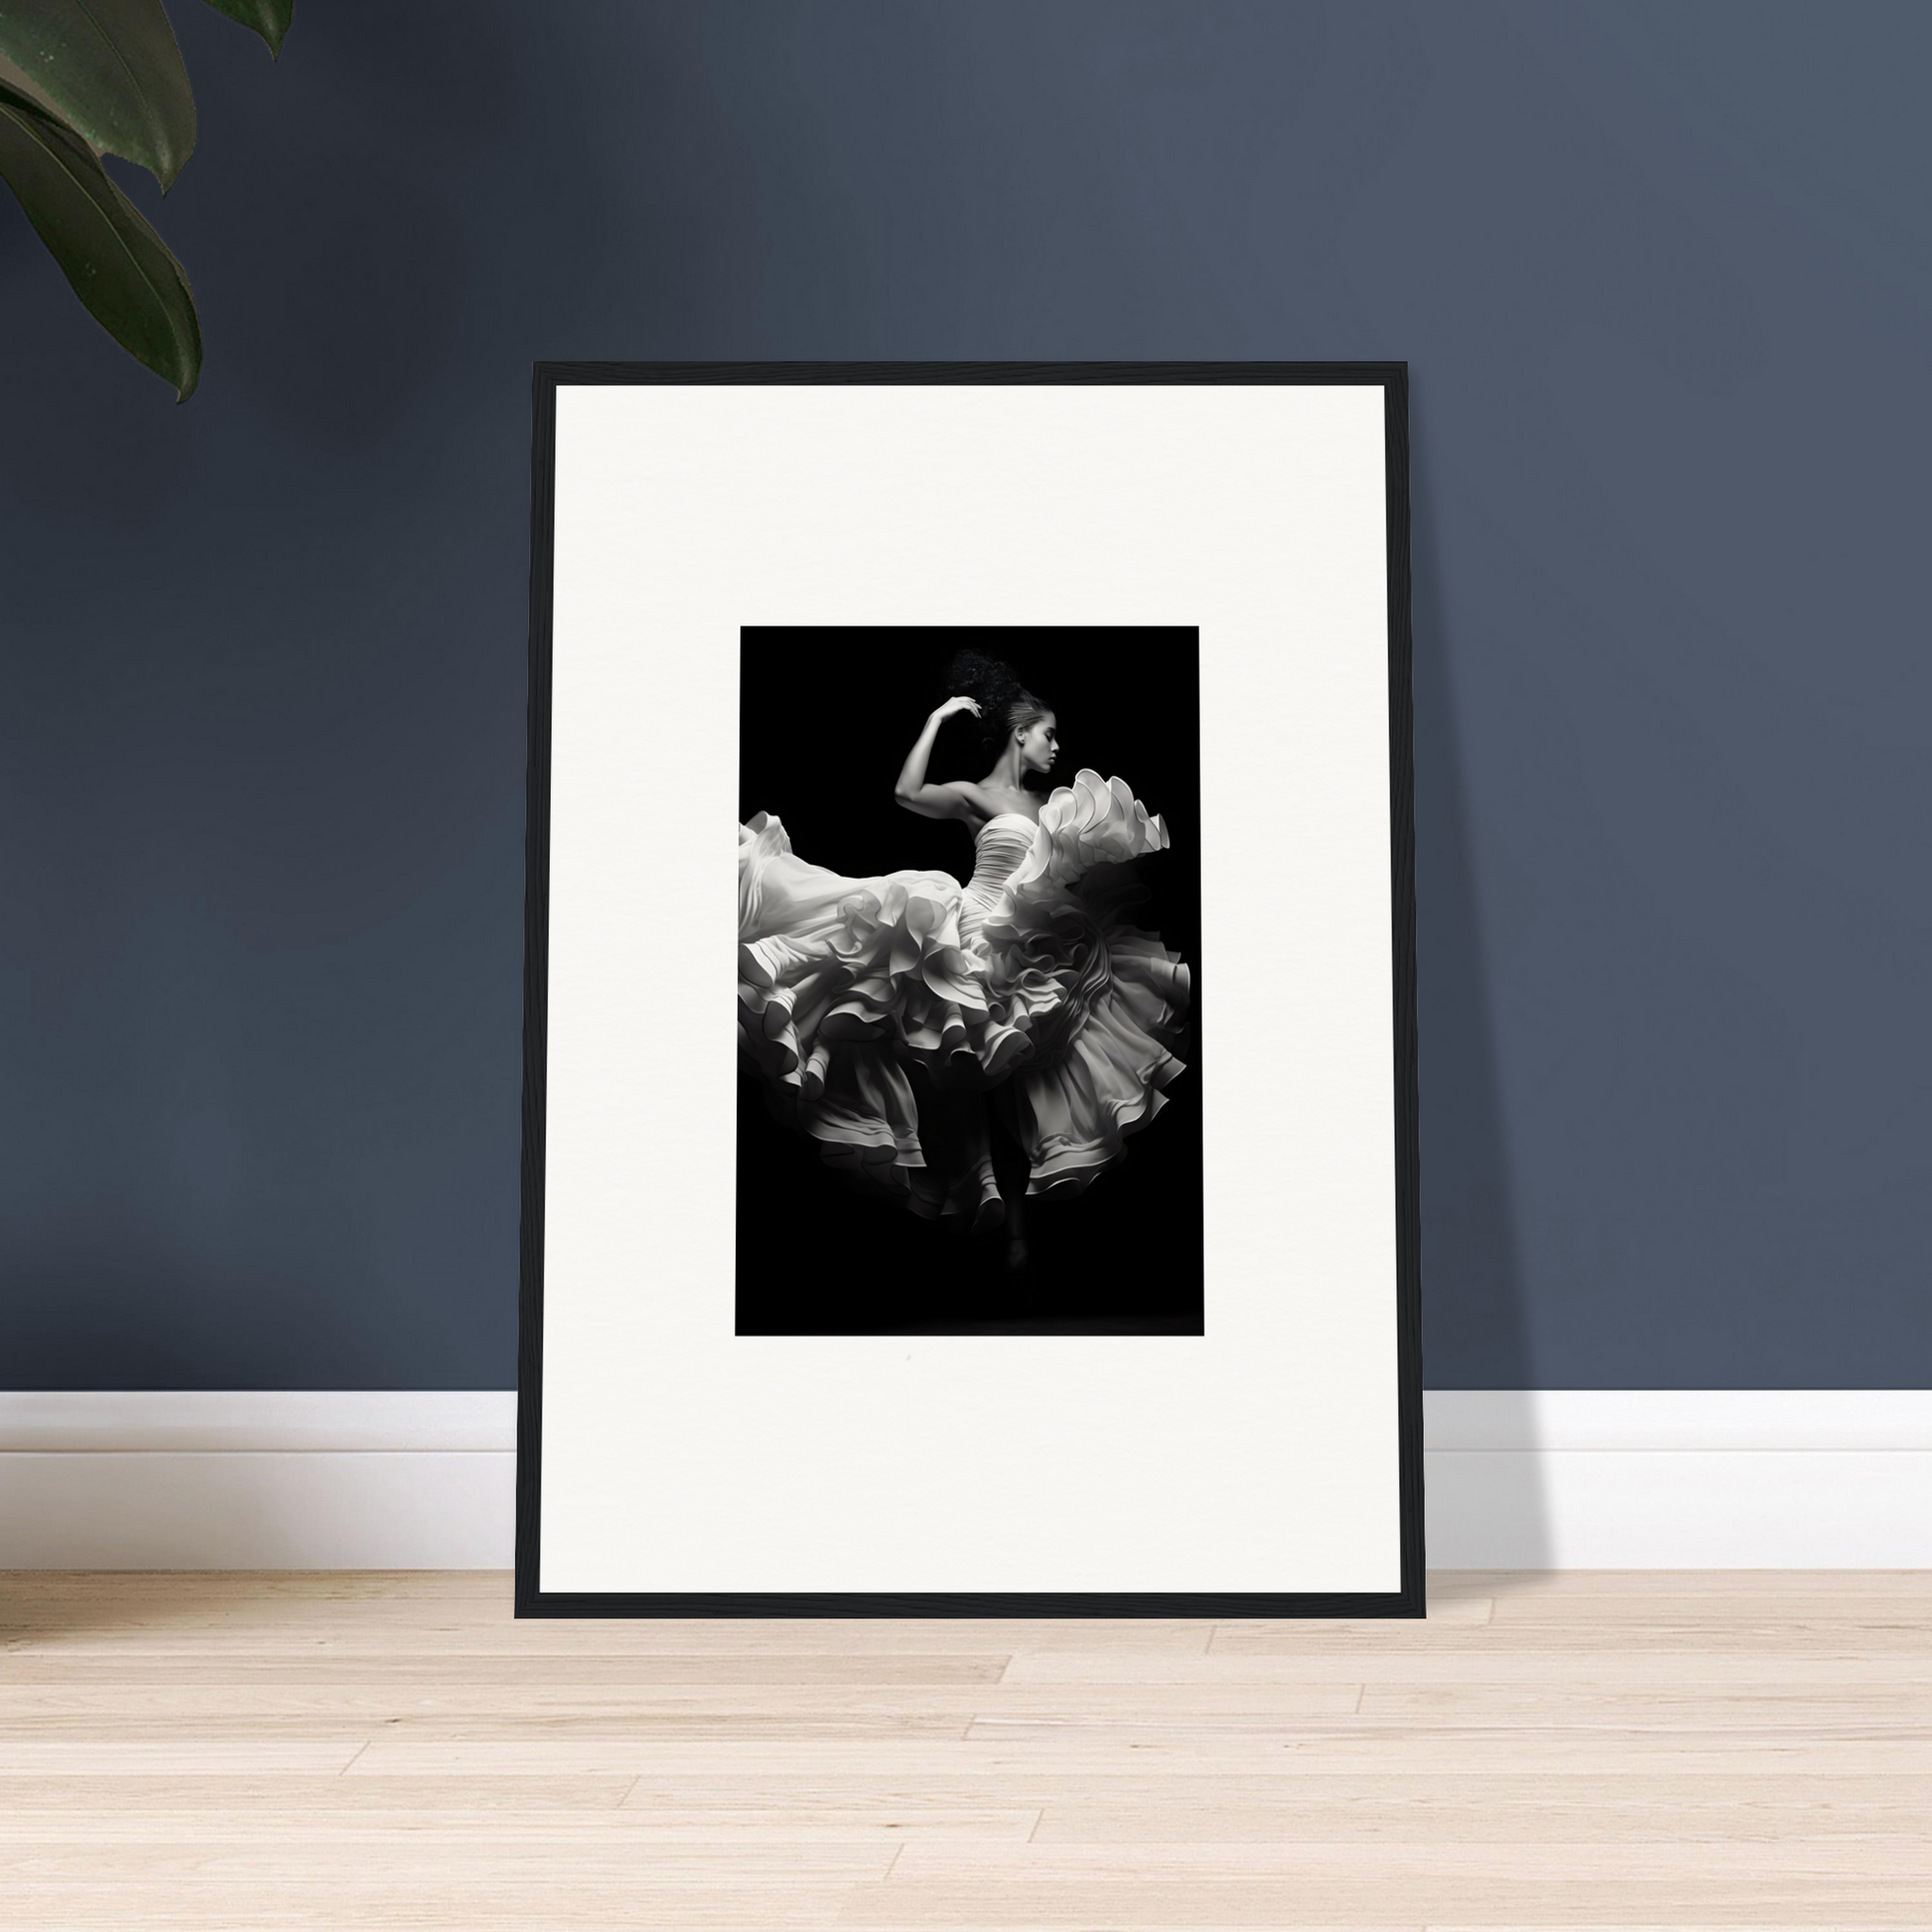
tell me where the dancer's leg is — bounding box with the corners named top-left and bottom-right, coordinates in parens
top-left (989, 1088), bottom-right (1032, 1271)
top-left (908, 1066), bottom-right (1002, 1229)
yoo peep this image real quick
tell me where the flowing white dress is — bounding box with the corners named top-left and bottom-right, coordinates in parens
top-left (738, 768), bottom-right (1191, 1225)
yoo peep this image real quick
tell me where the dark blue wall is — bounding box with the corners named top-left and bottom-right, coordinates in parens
top-left (5, 2), bottom-right (1927, 1389)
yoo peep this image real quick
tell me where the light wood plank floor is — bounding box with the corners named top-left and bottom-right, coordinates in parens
top-left (3, 1571), bottom-right (1930, 1928)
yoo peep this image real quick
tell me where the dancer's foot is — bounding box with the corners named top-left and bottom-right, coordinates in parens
top-left (1004, 1236), bottom-right (1030, 1272)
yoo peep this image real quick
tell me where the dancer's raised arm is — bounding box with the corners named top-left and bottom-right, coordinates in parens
top-left (894, 697), bottom-right (992, 819)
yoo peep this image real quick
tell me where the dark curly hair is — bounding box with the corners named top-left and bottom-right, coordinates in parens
top-left (942, 648), bottom-right (1050, 758)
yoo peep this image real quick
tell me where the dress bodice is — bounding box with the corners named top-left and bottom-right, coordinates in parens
top-left (963, 812), bottom-right (1039, 918)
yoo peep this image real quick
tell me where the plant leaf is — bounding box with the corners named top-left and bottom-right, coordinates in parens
top-left (0, 79), bottom-right (200, 398)
top-left (0, 0), bottom-right (195, 189)
top-left (201, 0), bottom-right (292, 58)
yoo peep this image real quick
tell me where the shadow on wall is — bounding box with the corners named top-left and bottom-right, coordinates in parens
top-left (1412, 382), bottom-right (1551, 1575)
top-left (1425, 1392), bottom-right (1561, 1583)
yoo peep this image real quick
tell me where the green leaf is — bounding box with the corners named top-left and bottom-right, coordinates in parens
top-left (201, 0), bottom-right (292, 58)
top-left (0, 0), bottom-right (195, 190)
top-left (0, 79), bottom-right (201, 398)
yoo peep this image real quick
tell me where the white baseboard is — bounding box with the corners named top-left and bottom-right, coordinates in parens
top-left (0, 1394), bottom-right (517, 1571)
top-left (3, 1391), bottom-right (1930, 1571)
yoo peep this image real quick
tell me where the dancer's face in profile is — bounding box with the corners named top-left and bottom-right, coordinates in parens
top-left (1016, 711), bottom-right (1059, 777)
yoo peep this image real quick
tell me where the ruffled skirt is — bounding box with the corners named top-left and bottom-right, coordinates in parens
top-left (738, 796), bottom-right (1190, 1224)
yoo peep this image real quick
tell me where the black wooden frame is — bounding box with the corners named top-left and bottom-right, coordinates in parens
top-left (515, 361), bottom-right (1423, 1618)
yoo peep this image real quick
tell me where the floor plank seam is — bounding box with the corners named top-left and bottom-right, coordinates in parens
top-left (12, 1574), bottom-right (1932, 1928)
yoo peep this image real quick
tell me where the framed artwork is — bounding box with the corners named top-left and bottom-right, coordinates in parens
top-left (516, 362), bottom-right (1423, 1616)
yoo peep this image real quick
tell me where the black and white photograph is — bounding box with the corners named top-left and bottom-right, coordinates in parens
top-left (519, 364), bottom-right (1418, 1612)
top-left (736, 625), bottom-right (1202, 1336)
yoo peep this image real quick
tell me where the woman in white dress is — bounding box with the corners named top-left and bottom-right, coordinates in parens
top-left (738, 649), bottom-right (1190, 1268)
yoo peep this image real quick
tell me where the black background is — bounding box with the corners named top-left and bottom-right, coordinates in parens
top-left (736, 626), bottom-right (1202, 1334)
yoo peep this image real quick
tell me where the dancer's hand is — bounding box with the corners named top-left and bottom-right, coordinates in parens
top-left (933, 695), bottom-right (982, 721)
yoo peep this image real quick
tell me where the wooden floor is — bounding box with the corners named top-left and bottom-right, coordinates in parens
top-left (2, 1572), bottom-right (1929, 1928)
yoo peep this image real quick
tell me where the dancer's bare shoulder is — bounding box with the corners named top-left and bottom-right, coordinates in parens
top-left (968, 783), bottom-right (1042, 825)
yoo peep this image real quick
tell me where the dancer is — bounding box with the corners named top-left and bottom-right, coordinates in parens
top-left (738, 648), bottom-right (1190, 1265)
